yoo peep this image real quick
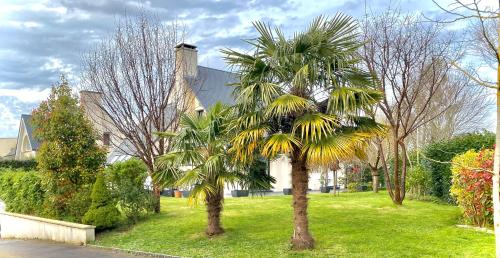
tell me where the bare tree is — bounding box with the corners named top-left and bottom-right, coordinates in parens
top-left (80, 12), bottom-right (194, 213)
top-left (360, 10), bottom-right (465, 205)
top-left (430, 0), bottom-right (500, 256)
top-left (407, 70), bottom-right (493, 149)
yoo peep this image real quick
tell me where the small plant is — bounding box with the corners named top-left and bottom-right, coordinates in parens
top-left (347, 182), bottom-right (360, 192)
top-left (406, 164), bottom-right (432, 199)
top-left (106, 158), bottom-right (153, 222)
top-left (83, 173), bottom-right (121, 230)
top-left (450, 149), bottom-right (494, 227)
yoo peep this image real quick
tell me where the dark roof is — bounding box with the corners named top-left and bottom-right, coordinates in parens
top-left (189, 66), bottom-right (238, 109)
top-left (20, 114), bottom-right (40, 150)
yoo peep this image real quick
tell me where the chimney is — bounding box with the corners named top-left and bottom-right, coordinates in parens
top-left (175, 43), bottom-right (198, 77)
top-left (79, 90), bottom-right (105, 133)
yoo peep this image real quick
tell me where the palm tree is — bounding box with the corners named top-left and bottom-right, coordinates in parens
top-left (222, 15), bottom-right (384, 250)
top-left (155, 102), bottom-right (272, 236)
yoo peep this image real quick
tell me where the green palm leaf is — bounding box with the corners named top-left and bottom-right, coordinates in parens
top-left (292, 113), bottom-right (338, 142)
top-left (265, 94), bottom-right (315, 118)
top-left (328, 87), bottom-right (382, 115)
top-left (262, 133), bottom-right (301, 158)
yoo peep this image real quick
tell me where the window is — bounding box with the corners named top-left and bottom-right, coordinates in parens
top-left (197, 109), bottom-right (204, 117)
top-left (103, 132), bottom-right (111, 146)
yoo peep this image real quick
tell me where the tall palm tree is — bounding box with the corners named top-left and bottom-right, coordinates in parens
top-left (155, 102), bottom-right (272, 236)
top-left (222, 15), bottom-right (384, 250)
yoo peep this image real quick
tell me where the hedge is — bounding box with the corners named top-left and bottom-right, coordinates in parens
top-left (422, 132), bottom-right (494, 202)
top-left (0, 159), bottom-right (37, 170)
top-left (0, 169), bottom-right (45, 215)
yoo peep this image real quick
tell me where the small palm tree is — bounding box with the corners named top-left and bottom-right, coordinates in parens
top-left (222, 15), bottom-right (384, 249)
top-left (155, 102), bottom-right (272, 236)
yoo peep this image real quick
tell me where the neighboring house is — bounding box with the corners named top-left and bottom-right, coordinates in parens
top-left (13, 114), bottom-right (39, 160)
top-left (0, 138), bottom-right (16, 160)
top-left (82, 43), bottom-right (344, 194)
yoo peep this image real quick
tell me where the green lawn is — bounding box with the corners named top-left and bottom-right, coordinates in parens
top-left (94, 192), bottom-right (494, 257)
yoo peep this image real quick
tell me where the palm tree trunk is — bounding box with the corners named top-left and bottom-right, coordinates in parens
top-left (290, 152), bottom-right (314, 250)
top-left (205, 189), bottom-right (224, 236)
top-left (147, 162), bottom-right (161, 213)
top-left (152, 184), bottom-right (161, 213)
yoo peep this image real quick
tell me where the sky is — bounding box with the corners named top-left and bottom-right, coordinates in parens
top-left (0, 0), bottom-right (497, 138)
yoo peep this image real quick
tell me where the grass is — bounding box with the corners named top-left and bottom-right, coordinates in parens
top-left (94, 192), bottom-right (494, 257)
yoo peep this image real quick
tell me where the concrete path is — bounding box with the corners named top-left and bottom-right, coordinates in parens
top-left (0, 200), bottom-right (5, 212)
top-left (0, 239), bottom-right (149, 258)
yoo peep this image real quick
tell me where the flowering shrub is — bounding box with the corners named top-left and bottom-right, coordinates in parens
top-left (450, 149), bottom-right (494, 227)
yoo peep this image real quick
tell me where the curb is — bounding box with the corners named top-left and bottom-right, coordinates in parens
top-left (87, 244), bottom-right (183, 258)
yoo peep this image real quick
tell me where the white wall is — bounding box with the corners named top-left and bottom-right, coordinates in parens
top-left (270, 155), bottom-right (292, 191)
top-left (0, 212), bottom-right (95, 245)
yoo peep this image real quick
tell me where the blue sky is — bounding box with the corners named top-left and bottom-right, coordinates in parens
top-left (0, 0), bottom-right (496, 137)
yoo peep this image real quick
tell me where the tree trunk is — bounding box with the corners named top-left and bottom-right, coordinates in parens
top-left (392, 135), bottom-right (403, 205)
top-left (152, 184), bottom-right (161, 213)
top-left (290, 152), bottom-right (314, 250)
top-left (333, 170), bottom-right (338, 196)
top-left (371, 170), bottom-right (379, 193)
top-left (147, 162), bottom-right (162, 214)
top-left (493, 56), bottom-right (500, 258)
top-left (205, 189), bottom-right (224, 236)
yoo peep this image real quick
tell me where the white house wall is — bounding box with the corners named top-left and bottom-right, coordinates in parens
top-left (270, 155), bottom-right (292, 191)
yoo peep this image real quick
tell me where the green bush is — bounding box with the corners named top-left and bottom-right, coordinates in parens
top-left (0, 169), bottom-right (45, 215)
top-left (32, 79), bottom-right (107, 221)
top-left (347, 182), bottom-right (360, 192)
top-left (83, 173), bottom-right (121, 230)
top-left (423, 132), bottom-right (494, 202)
top-left (0, 159), bottom-right (37, 170)
top-left (406, 164), bottom-right (432, 199)
top-left (106, 158), bottom-right (153, 222)
top-left (450, 149), bottom-right (494, 227)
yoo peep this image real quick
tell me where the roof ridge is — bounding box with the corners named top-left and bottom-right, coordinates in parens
top-left (197, 65), bottom-right (238, 75)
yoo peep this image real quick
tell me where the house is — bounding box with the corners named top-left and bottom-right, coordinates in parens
top-left (8, 114), bottom-right (40, 160)
top-left (81, 43), bottom-right (345, 195)
top-left (3, 43), bottom-right (343, 193)
top-left (0, 138), bottom-right (16, 160)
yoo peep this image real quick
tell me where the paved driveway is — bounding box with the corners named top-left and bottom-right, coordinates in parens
top-left (0, 239), bottom-right (149, 258)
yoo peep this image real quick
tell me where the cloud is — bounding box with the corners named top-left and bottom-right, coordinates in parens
top-left (0, 0), bottom-right (497, 137)
top-left (0, 88), bottom-right (51, 103)
top-left (0, 102), bottom-right (19, 138)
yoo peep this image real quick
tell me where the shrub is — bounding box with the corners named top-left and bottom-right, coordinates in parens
top-left (423, 132), bottom-right (494, 202)
top-left (83, 173), bottom-right (121, 230)
top-left (451, 149), bottom-right (494, 227)
top-left (0, 159), bottom-right (37, 170)
top-left (0, 169), bottom-right (45, 215)
top-left (347, 182), bottom-right (360, 192)
top-left (106, 158), bottom-right (153, 222)
top-left (32, 78), bottom-right (107, 221)
top-left (406, 164), bottom-right (432, 199)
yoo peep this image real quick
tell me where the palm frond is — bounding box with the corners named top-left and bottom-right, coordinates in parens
top-left (230, 125), bottom-right (268, 163)
top-left (155, 131), bottom-right (178, 138)
top-left (301, 133), bottom-right (365, 167)
top-left (291, 64), bottom-right (310, 89)
top-left (265, 94), bottom-right (315, 118)
top-left (261, 133), bottom-right (301, 158)
top-left (327, 87), bottom-right (382, 115)
top-left (292, 113), bottom-right (338, 142)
